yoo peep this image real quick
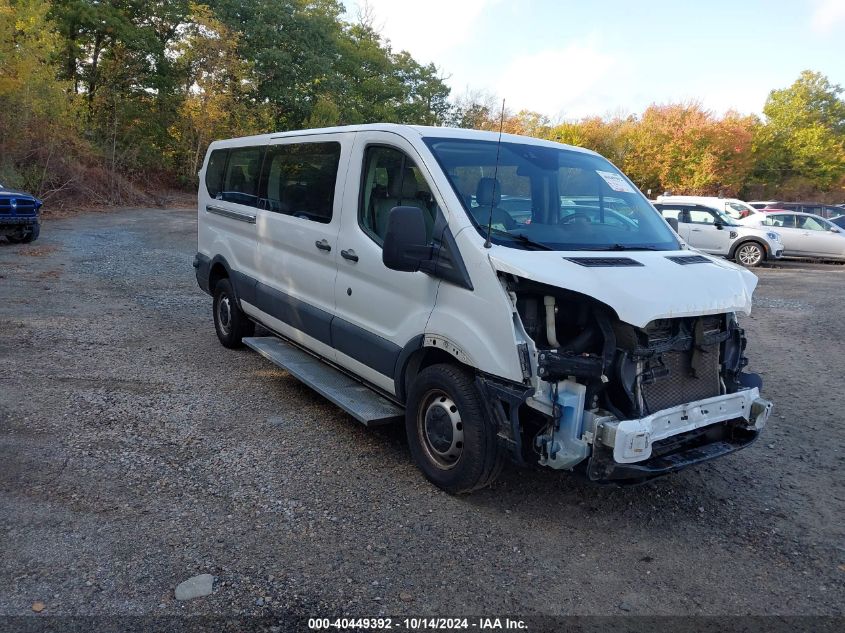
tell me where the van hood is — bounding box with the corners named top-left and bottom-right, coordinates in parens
top-left (489, 248), bottom-right (757, 327)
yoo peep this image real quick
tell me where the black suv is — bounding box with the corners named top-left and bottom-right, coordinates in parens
top-left (0, 183), bottom-right (42, 243)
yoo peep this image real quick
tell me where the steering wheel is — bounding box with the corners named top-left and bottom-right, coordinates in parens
top-left (560, 213), bottom-right (592, 224)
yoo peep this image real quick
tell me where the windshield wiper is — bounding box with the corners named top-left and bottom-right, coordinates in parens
top-left (487, 228), bottom-right (552, 250)
top-left (578, 244), bottom-right (661, 251)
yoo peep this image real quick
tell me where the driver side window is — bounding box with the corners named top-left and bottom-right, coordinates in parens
top-left (359, 146), bottom-right (437, 245)
top-left (797, 215), bottom-right (826, 231)
top-left (688, 208), bottom-right (716, 224)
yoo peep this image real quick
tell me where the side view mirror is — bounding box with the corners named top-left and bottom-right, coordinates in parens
top-left (714, 220), bottom-right (724, 230)
top-left (830, 227), bottom-right (841, 233)
top-left (382, 206), bottom-right (434, 272)
top-left (666, 217), bottom-right (679, 233)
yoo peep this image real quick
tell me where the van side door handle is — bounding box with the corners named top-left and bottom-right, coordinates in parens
top-left (315, 239), bottom-right (331, 252)
top-left (340, 249), bottom-right (359, 262)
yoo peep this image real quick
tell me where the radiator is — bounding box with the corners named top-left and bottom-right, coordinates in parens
top-left (641, 347), bottom-right (721, 414)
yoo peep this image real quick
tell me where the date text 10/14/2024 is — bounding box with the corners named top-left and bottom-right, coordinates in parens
top-left (308, 617), bottom-right (528, 630)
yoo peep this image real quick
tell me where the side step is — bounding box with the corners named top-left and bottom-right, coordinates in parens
top-left (243, 336), bottom-right (404, 426)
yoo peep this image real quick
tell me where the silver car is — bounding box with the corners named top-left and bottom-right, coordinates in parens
top-left (653, 202), bottom-right (783, 267)
top-left (739, 211), bottom-right (845, 261)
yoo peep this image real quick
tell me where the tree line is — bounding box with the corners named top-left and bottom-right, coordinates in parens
top-left (1, 0), bottom-right (843, 209)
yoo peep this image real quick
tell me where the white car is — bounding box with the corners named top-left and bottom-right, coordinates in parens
top-left (194, 124), bottom-right (772, 492)
top-left (655, 195), bottom-right (758, 220)
top-left (652, 201), bottom-right (783, 267)
top-left (739, 211), bottom-right (845, 261)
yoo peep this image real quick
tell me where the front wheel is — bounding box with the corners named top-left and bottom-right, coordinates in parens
top-left (213, 278), bottom-right (254, 348)
top-left (21, 225), bottom-right (40, 243)
top-left (405, 363), bottom-right (503, 494)
top-left (735, 242), bottom-right (764, 267)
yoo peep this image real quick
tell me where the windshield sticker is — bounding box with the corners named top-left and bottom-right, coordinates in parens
top-left (596, 170), bottom-right (636, 193)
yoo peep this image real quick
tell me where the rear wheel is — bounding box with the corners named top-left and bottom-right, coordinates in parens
top-left (735, 242), bottom-right (764, 267)
top-left (405, 363), bottom-right (503, 494)
top-left (213, 278), bottom-right (254, 348)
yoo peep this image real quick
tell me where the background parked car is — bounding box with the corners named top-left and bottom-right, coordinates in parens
top-left (0, 183), bottom-right (42, 243)
top-left (655, 195), bottom-right (758, 219)
top-left (748, 200), bottom-right (776, 209)
top-left (830, 215), bottom-right (845, 230)
top-left (653, 201), bottom-right (782, 267)
top-left (739, 211), bottom-right (845, 261)
top-left (753, 201), bottom-right (842, 219)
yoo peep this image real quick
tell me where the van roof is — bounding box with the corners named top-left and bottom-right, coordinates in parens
top-left (209, 124), bottom-right (597, 156)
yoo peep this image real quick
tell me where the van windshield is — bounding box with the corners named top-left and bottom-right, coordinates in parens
top-left (424, 138), bottom-right (680, 251)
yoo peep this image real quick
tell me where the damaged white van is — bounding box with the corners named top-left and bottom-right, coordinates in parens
top-left (194, 124), bottom-right (772, 493)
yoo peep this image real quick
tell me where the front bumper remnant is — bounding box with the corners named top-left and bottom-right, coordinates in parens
top-left (586, 388), bottom-right (772, 483)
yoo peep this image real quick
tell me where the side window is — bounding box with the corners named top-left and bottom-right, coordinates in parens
top-left (797, 215), bottom-right (826, 231)
top-left (259, 142), bottom-right (341, 223)
top-left (688, 208), bottom-right (716, 224)
top-left (764, 214), bottom-right (795, 228)
top-left (222, 146), bottom-right (264, 207)
top-left (205, 149), bottom-right (228, 198)
top-left (658, 206), bottom-right (682, 221)
top-left (359, 146), bottom-right (438, 244)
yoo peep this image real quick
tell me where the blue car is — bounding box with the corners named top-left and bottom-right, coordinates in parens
top-left (0, 183), bottom-right (42, 243)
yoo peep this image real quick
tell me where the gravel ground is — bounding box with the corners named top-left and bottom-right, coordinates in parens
top-left (0, 208), bottom-right (843, 625)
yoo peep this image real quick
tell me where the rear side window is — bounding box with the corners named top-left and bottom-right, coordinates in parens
top-left (260, 142), bottom-right (341, 223)
top-left (205, 149), bottom-right (228, 198)
top-left (657, 206), bottom-right (682, 220)
top-left (764, 214), bottom-right (795, 228)
top-left (222, 146), bottom-right (265, 207)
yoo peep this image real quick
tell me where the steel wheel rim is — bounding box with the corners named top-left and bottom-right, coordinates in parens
top-left (739, 244), bottom-right (762, 265)
top-left (417, 389), bottom-right (464, 470)
top-left (217, 294), bottom-right (233, 335)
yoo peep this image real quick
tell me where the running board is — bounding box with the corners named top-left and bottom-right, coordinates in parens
top-left (243, 336), bottom-right (404, 426)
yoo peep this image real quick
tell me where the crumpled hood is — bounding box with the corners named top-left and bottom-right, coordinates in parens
top-left (489, 248), bottom-right (758, 327)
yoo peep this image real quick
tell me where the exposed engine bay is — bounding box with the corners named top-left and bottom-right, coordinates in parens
top-left (499, 274), bottom-right (769, 481)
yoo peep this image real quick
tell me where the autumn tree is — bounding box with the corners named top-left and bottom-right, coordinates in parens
top-left (169, 3), bottom-right (272, 184)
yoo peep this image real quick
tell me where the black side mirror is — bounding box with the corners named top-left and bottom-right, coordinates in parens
top-left (714, 220), bottom-right (724, 230)
top-left (666, 217), bottom-right (679, 233)
top-left (382, 206), bottom-right (433, 272)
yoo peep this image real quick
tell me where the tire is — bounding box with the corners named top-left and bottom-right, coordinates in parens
top-left (405, 363), bottom-right (504, 494)
top-left (21, 225), bottom-right (40, 244)
top-left (212, 277), bottom-right (254, 348)
top-left (734, 241), bottom-right (764, 267)
top-left (6, 229), bottom-right (26, 244)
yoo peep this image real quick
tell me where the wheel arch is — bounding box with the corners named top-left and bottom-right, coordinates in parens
top-left (394, 336), bottom-right (475, 404)
top-left (730, 238), bottom-right (768, 261)
top-left (208, 255), bottom-right (232, 295)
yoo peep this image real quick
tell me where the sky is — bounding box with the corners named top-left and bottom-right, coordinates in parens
top-left (344, 0), bottom-right (845, 121)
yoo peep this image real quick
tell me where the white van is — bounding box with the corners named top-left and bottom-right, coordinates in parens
top-left (194, 124), bottom-right (772, 493)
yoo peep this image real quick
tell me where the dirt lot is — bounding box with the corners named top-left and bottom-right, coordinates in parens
top-left (1, 208), bottom-right (843, 624)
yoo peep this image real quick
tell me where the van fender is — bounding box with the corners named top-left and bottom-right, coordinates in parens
top-left (393, 334), bottom-right (476, 403)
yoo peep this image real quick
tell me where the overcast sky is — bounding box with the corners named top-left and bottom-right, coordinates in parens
top-left (344, 0), bottom-right (845, 121)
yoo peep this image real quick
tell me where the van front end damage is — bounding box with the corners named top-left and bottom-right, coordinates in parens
top-left (491, 274), bottom-right (773, 483)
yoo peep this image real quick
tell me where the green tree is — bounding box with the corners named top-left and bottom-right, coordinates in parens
top-left (752, 71), bottom-right (845, 194)
top-left (0, 0), bottom-right (79, 194)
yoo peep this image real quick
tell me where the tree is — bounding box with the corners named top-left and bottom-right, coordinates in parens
top-left (169, 2), bottom-right (272, 184)
top-left (752, 71), bottom-right (845, 194)
top-left (0, 0), bottom-right (78, 194)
